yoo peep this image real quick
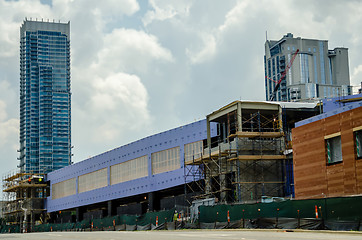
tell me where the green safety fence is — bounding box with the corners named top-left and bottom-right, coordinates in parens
top-left (137, 208), bottom-right (175, 226)
top-left (199, 196), bottom-right (362, 223)
top-left (26, 208), bottom-right (176, 233)
top-left (0, 224), bottom-right (20, 233)
top-left (119, 214), bottom-right (138, 226)
top-left (74, 219), bottom-right (90, 230)
top-left (92, 215), bottom-right (119, 229)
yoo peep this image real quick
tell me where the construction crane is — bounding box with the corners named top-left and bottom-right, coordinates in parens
top-left (269, 49), bottom-right (299, 101)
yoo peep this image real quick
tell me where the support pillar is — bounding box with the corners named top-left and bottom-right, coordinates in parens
top-left (108, 200), bottom-right (112, 217)
top-left (148, 192), bottom-right (155, 211)
top-left (30, 211), bottom-right (35, 232)
top-left (220, 174), bottom-right (227, 203)
top-left (76, 207), bottom-right (83, 222)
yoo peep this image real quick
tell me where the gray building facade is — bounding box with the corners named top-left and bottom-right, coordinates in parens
top-left (19, 19), bottom-right (71, 174)
top-left (264, 33), bottom-right (351, 102)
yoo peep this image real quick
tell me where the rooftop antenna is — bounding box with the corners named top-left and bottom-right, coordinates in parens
top-left (266, 31), bottom-right (268, 41)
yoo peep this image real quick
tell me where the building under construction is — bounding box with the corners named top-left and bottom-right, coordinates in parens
top-left (184, 101), bottom-right (318, 204)
top-left (1, 101), bottom-right (318, 229)
top-left (2, 171), bottom-right (47, 232)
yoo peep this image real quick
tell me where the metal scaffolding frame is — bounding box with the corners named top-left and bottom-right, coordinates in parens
top-left (185, 101), bottom-right (288, 204)
top-left (2, 170), bottom-right (47, 232)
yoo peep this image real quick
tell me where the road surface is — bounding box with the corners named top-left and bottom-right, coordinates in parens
top-left (0, 230), bottom-right (361, 240)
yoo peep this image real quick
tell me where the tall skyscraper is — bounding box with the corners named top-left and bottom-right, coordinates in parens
top-left (19, 19), bottom-right (71, 174)
top-left (264, 33), bottom-right (352, 102)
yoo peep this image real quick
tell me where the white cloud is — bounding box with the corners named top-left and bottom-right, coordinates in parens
top-left (142, 0), bottom-right (191, 26)
top-left (186, 33), bottom-right (216, 64)
top-left (95, 28), bottom-right (174, 75)
top-left (87, 72), bottom-right (151, 141)
top-left (0, 100), bottom-right (18, 147)
top-left (0, 0), bottom-right (52, 58)
top-left (351, 64), bottom-right (362, 93)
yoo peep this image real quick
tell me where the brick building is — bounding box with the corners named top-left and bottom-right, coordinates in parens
top-left (292, 94), bottom-right (362, 199)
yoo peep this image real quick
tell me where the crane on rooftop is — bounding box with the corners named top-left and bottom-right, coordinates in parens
top-left (269, 49), bottom-right (299, 101)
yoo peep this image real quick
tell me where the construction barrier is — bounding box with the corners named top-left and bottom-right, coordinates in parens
top-left (199, 196), bottom-right (362, 223)
top-left (0, 224), bottom-right (20, 233)
top-left (2, 196), bottom-right (362, 233)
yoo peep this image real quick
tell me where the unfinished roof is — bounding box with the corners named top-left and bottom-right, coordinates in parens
top-left (207, 100), bottom-right (317, 122)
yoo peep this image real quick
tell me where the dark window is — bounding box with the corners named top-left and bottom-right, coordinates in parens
top-left (355, 130), bottom-right (362, 159)
top-left (326, 136), bottom-right (342, 164)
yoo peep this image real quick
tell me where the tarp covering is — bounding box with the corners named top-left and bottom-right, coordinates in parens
top-left (0, 224), bottom-right (20, 233)
top-left (199, 196), bottom-right (362, 223)
top-left (3, 196), bottom-right (362, 233)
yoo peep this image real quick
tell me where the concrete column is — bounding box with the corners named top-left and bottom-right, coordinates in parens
top-left (76, 207), bottom-right (83, 222)
top-left (205, 173), bottom-right (212, 197)
top-left (207, 116), bottom-right (211, 149)
top-left (237, 102), bottom-right (242, 132)
top-left (148, 192), bottom-right (155, 211)
top-left (107, 200), bottom-right (112, 217)
top-left (30, 211), bottom-right (35, 232)
top-left (220, 174), bottom-right (227, 203)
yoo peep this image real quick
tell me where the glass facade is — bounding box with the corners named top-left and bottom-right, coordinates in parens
top-left (319, 41), bottom-right (326, 84)
top-left (19, 20), bottom-right (71, 173)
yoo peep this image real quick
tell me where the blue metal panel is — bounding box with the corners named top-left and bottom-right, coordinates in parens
top-left (323, 93), bottom-right (362, 113)
top-left (295, 94), bottom-right (362, 127)
top-left (47, 119), bottom-right (218, 212)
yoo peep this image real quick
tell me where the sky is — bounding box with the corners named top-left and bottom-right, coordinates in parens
top-left (1, 0), bottom-right (362, 187)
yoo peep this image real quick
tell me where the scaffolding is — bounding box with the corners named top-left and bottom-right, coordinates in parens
top-left (2, 169), bottom-right (47, 232)
top-left (185, 101), bottom-right (289, 204)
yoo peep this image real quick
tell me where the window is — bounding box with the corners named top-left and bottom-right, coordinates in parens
top-left (355, 130), bottom-right (362, 159)
top-left (325, 135), bottom-right (342, 164)
top-left (151, 147), bottom-right (180, 175)
top-left (110, 155), bottom-right (148, 185)
top-left (78, 168), bottom-right (108, 193)
top-left (52, 178), bottom-right (76, 199)
top-left (184, 141), bottom-right (203, 164)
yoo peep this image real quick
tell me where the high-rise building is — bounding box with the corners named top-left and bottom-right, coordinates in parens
top-left (264, 33), bottom-right (352, 102)
top-left (19, 19), bottom-right (71, 174)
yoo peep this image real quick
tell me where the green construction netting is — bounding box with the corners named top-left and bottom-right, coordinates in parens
top-left (199, 196), bottom-right (362, 223)
top-left (0, 224), bottom-right (20, 233)
top-left (137, 208), bottom-right (175, 226)
top-left (27, 208), bottom-right (176, 232)
top-left (92, 215), bottom-right (119, 229)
